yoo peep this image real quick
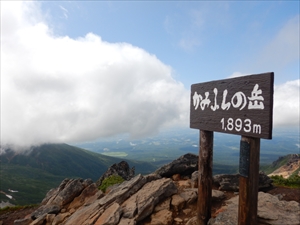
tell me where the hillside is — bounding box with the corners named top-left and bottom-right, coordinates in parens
top-left (0, 143), bottom-right (157, 205)
top-left (262, 154), bottom-right (300, 178)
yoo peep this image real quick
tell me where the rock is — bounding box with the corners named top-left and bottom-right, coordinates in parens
top-left (14, 218), bottom-right (33, 225)
top-left (51, 212), bottom-right (71, 225)
top-left (30, 214), bottom-right (47, 225)
top-left (118, 218), bottom-right (136, 225)
top-left (174, 217), bottom-right (183, 224)
top-left (68, 182), bottom-right (99, 210)
top-left (51, 179), bottom-right (90, 207)
top-left (150, 209), bottom-right (173, 225)
top-left (31, 205), bottom-right (60, 220)
top-left (179, 189), bottom-right (197, 205)
top-left (153, 197), bottom-right (171, 212)
top-left (172, 174), bottom-right (181, 181)
top-left (45, 214), bottom-right (55, 225)
top-left (176, 179), bottom-right (192, 189)
top-left (154, 153), bottom-right (198, 177)
top-left (122, 177), bottom-right (177, 222)
top-left (208, 192), bottom-right (300, 225)
top-left (96, 161), bottom-right (135, 187)
top-left (212, 190), bottom-right (225, 201)
top-left (183, 208), bottom-right (192, 215)
top-left (212, 172), bottom-right (273, 191)
top-left (95, 203), bottom-right (122, 225)
top-left (186, 216), bottom-right (198, 225)
top-left (171, 194), bottom-right (185, 212)
top-left (191, 171), bottom-right (198, 188)
top-left (65, 174), bottom-right (148, 225)
top-left (258, 171), bottom-right (273, 189)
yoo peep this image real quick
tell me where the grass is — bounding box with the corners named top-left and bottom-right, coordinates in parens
top-left (98, 175), bottom-right (124, 192)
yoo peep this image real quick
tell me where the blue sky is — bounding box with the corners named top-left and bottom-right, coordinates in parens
top-left (41, 1), bottom-right (299, 85)
top-left (1, 1), bottom-right (299, 148)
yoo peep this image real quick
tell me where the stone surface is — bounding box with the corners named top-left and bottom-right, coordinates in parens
top-left (186, 216), bottom-right (198, 225)
top-left (179, 189), bottom-right (197, 205)
top-left (122, 177), bottom-right (177, 222)
top-left (68, 183), bottom-right (99, 210)
top-left (31, 205), bottom-right (60, 220)
top-left (14, 218), bottom-right (33, 225)
top-left (51, 212), bottom-right (70, 225)
top-left (95, 203), bottom-right (121, 225)
top-left (96, 161), bottom-right (135, 187)
top-left (212, 190), bottom-right (225, 201)
top-left (212, 172), bottom-right (273, 191)
top-left (171, 194), bottom-right (185, 212)
top-left (153, 197), bottom-right (171, 212)
top-left (150, 209), bottom-right (173, 225)
top-left (154, 153), bottom-right (198, 177)
top-left (208, 192), bottom-right (300, 225)
top-left (118, 218), bottom-right (136, 225)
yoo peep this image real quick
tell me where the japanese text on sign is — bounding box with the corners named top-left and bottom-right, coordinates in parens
top-left (192, 84), bottom-right (264, 111)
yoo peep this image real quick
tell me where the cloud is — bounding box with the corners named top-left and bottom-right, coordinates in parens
top-left (273, 80), bottom-right (299, 127)
top-left (59, 5), bottom-right (69, 19)
top-left (1, 2), bottom-right (189, 149)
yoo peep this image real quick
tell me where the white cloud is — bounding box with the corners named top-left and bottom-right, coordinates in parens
top-left (228, 72), bottom-right (248, 78)
top-left (273, 80), bottom-right (299, 127)
top-left (59, 5), bottom-right (69, 19)
top-left (1, 2), bottom-right (189, 149)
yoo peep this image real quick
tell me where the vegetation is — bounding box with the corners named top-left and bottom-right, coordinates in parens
top-left (270, 174), bottom-right (300, 188)
top-left (0, 204), bottom-right (38, 214)
top-left (99, 175), bottom-right (124, 192)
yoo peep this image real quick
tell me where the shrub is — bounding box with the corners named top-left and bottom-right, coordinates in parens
top-left (98, 175), bottom-right (124, 192)
top-left (270, 174), bottom-right (300, 188)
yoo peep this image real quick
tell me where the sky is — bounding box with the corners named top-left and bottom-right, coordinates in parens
top-left (1, 1), bottom-right (299, 149)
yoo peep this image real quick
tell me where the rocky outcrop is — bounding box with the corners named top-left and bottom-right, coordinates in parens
top-left (154, 153), bottom-right (198, 177)
top-left (95, 161), bottom-right (135, 187)
top-left (208, 192), bottom-right (300, 225)
top-left (192, 171), bottom-right (273, 191)
top-left (11, 155), bottom-right (298, 225)
top-left (268, 154), bottom-right (300, 178)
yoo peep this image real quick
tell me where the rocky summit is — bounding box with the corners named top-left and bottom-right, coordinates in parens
top-left (6, 153), bottom-right (300, 225)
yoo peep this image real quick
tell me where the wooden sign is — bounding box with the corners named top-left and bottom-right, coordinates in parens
top-left (190, 72), bottom-right (274, 139)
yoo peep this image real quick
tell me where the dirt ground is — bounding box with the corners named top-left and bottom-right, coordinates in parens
top-left (0, 186), bottom-right (299, 225)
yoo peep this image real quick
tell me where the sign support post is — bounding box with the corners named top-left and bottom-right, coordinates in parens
top-left (238, 136), bottom-right (260, 224)
top-left (197, 130), bottom-right (213, 225)
top-left (190, 72), bottom-right (274, 225)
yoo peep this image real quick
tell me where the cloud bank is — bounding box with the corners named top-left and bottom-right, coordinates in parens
top-left (1, 2), bottom-right (189, 148)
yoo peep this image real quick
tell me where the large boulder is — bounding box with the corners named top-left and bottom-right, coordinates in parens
top-left (96, 161), bottom-right (135, 187)
top-left (154, 153), bottom-right (198, 177)
top-left (121, 177), bottom-right (177, 222)
top-left (212, 172), bottom-right (273, 191)
top-left (208, 192), bottom-right (300, 225)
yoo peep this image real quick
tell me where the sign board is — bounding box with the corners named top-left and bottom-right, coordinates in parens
top-left (190, 72), bottom-right (274, 139)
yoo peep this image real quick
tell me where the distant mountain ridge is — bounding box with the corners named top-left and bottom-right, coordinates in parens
top-left (0, 143), bottom-right (157, 205)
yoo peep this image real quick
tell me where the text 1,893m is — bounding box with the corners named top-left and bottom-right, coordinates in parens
top-left (220, 118), bottom-right (261, 134)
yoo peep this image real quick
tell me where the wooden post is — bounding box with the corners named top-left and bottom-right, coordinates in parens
top-left (197, 130), bottom-right (213, 225)
top-left (238, 136), bottom-right (260, 225)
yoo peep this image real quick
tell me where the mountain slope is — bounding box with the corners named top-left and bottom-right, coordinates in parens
top-left (0, 143), bottom-right (157, 205)
top-left (266, 154), bottom-right (300, 178)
